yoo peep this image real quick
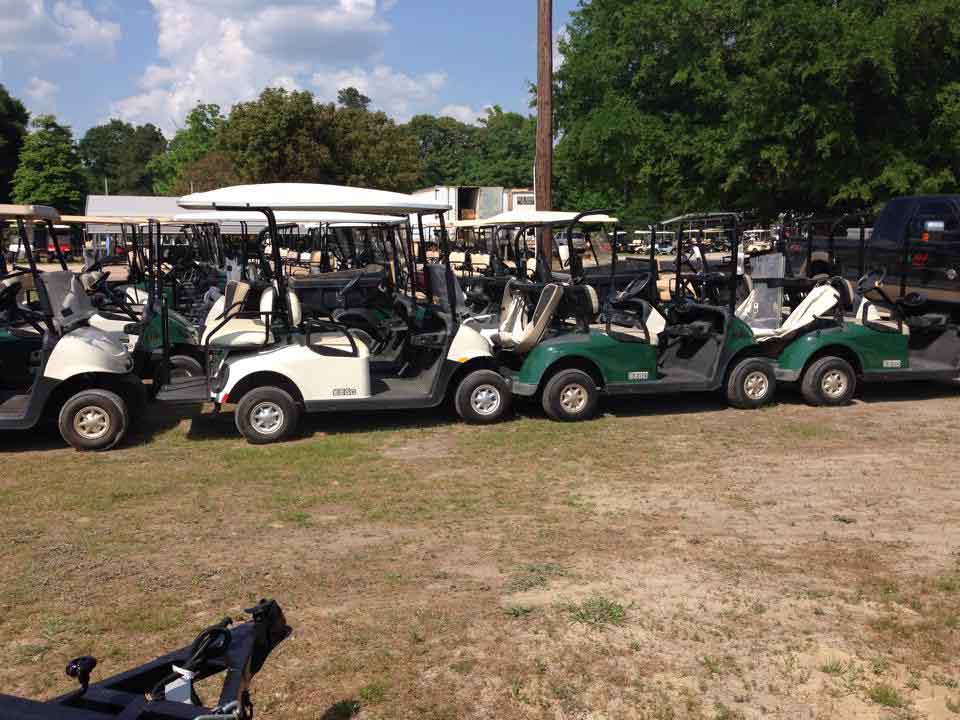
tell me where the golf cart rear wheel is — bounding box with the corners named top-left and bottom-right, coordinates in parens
top-left (802, 356), bottom-right (856, 407)
top-left (726, 357), bottom-right (776, 409)
top-left (454, 369), bottom-right (510, 425)
top-left (58, 389), bottom-right (129, 451)
top-left (235, 386), bottom-right (300, 444)
top-left (542, 369), bottom-right (599, 422)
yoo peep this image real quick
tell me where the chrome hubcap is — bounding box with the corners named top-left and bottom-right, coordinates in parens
top-left (251, 401), bottom-right (284, 435)
top-left (559, 383), bottom-right (588, 414)
top-left (743, 370), bottom-right (769, 400)
top-left (74, 406), bottom-right (111, 440)
top-left (821, 370), bottom-right (848, 398)
top-left (471, 384), bottom-right (501, 416)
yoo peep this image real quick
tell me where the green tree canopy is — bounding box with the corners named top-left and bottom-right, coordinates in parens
top-left (12, 115), bottom-right (85, 213)
top-left (463, 106), bottom-right (536, 188)
top-left (79, 119), bottom-right (167, 195)
top-left (149, 104), bottom-right (226, 194)
top-left (219, 88), bottom-right (340, 183)
top-left (405, 114), bottom-right (480, 187)
top-left (337, 87), bottom-right (371, 110)
top-left (333, 108), bottom-right (421, 191)
top-left (0, 84), bottom-right (30, 204)
top-left (555, 0), bottom-right (960, 220)
top-left (167, 150), bottom-right (241, 195)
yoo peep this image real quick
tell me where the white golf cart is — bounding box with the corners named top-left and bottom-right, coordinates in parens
top-left (156, 184), bottom-right (511, 444)
top-left (0, 205), bottom-right (144, 450)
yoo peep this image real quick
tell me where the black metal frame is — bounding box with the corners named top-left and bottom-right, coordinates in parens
top-left (0, 599), bottom-right (290, 720)
top-left (662, 212), bottom-right (741, 313)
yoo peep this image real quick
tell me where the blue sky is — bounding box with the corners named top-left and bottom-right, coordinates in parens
top-left (1, 0), bottom-right (580, 138)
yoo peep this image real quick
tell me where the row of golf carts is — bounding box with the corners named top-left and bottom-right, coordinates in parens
top-left (2, 185), bottom-right (959, 451)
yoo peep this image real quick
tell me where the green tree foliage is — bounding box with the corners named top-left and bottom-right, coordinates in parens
top-left (79, 119), bottom-right (167, 195)
top-left (337, 87), bottom-right (372, 110)
top-left (219, 89), bottom-right (340, 183)
top-left (149, 104), bottom-right (226, 194)
top-left (555, 0), bottom-right (960, 220)
top-left (0, 84), bottom-right (30, 204)
top-left (167, 150), bottom-right (241, 195)
top-left (405, 113), bottom-right (480, 186)
top-left (333, 108), bottom-right (421, 191)
top-left (12, 115), bottom-right (86, 213)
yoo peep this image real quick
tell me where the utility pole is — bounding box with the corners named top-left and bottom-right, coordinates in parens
top-left (536, 0), bottom-right (554, 266)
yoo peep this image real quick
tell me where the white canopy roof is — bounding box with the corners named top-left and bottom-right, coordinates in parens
top-left (0, 204), bottom-right (60, 222)
top-left (476, 209), bottom-right (618, 227)
top-left (178, 183), bottom-right (450, 215)
top-left (173, 210), bottom-right (405, 226)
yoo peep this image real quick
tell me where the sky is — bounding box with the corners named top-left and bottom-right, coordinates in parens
top-left (1, 0), bottom-right (580, 138)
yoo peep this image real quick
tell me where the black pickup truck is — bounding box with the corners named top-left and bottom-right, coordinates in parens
top-left (792, 196), bottom-right (960, 317)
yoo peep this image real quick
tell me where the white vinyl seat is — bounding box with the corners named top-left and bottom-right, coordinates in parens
top-left (856, 300), bottom-right (907, 334)
top-left (491, 282), bottom-right (563, 352)
top-left (756, 284), bottom-right (840, 341)
top-left (203, 280), bottom-right (273, 348)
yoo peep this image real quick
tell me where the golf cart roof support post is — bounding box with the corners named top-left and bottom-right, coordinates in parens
top-left (47, 217), bottom-right (69, 270)
top-left (438, 212), bottom-right (457, 312)
top-left (15, 217), bottom-right (55, 334)
top-left (648, 223), bottom-right (659, 305)
top-left (729, 216), bottom-right (740, 315)
top-left (697, 226), bottom-right (708, 301)
top-left (675, 225), bottom-right (684, 300)
top-left (607, 219), bottom-right (619, 334)
top-left (858, 216), bottom-right (866, 279)
top-left (900, 213), bottom-right (912, 299)
top-left (416, 213), bottom-right (431, 297)
top-left (403, 218), bottom-right (417, 298)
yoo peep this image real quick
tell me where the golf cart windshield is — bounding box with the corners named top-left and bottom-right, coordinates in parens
top-left (737, 252), bottom-right (786, 331)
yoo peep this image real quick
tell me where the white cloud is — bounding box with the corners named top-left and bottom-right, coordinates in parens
top-left (438, 104), bottom-right (486, 125)
top-left (25, 76), bottom-right (59, 112)
top-left (111, 0), bottom-right (455, 136)
top-left (311, 65), bottom-right (446, 121)
top-left (0, 0), bottom-right (120, 56)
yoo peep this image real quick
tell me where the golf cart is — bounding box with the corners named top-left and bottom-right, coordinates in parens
top-left (494, 213), bottom-right (774, 420)
top-left (0, 205), bottom-right (143, 450)
top-left (0, 599), bottom-right (290, 720)
top-left (156, 184), bottom-right (511, 443)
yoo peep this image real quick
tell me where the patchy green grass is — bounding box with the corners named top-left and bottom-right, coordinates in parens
top-left (867, 683), bottom-right (907, 708)
top-left (564, 595), bottom-right (626, 629)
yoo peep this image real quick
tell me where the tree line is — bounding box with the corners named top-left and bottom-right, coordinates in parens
top-left (1, 85), bottom-right (536, 213)
top-left (3, 0), bottom-right (958, 220)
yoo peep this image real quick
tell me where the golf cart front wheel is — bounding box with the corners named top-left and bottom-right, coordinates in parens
top-left (726, 357), bottom-right (776, 409)
top-left (802, 356), bottom-right (856, 407)
top-left (542, 369), bottom-right (599, 422)
top-left (454, 369), bottom-right (511, 424)
top-left (58, 389), bottom-right (129, 451)
top-left (235, 386), bottom-right (300, 444)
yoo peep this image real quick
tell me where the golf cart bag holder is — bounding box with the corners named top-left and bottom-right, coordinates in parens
top-left (0, 599), bottom-right (291, 720)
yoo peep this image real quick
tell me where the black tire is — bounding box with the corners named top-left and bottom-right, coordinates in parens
top-left (168, 354), bottom-right (204, 380)
top-left (801, 356), bottom-right (856, 407)
top-left (453, 369), bottom-right (510, 424)
top-left (58, 389), bottom-right (129, 451)
top-left (725, 357), bottom-right (776, 409)
top-left (541, 368), bottom-right (600, 422)
top-left (235, 386), bottom-right (300, 444)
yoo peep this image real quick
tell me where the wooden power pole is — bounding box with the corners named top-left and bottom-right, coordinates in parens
top-left (536, 0), bottom-right (554, 265)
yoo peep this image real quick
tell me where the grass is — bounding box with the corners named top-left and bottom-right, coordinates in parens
top-left (564, 594), bottom-right (626, 628)
top-left (867, 683), bottom-right (907, 708)
top-left (3, 396), bottom-right (960, 717)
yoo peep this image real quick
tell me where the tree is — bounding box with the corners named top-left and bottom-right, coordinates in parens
top-left (168, 150), bottom-right (241, 195)
top-left (337, 87), bottom-right (371, 110)
top-left (0, 84), bottom-right (30, 204)
top-left (333, 108), bottom-right (422, 192)
top-left (405, 114), bottom-right (480, 187)
top-left (79, 119), bottom-right (167, 195)
top-left (12, 115), bottom-right (86, 213)
top-left (463, 106), bottom-right (536, 188)
top-left (149, 103), bottom-right (226, 194)
top-left (554, 0), bottom-right (960, 220)
top-left (219, 88), bottom-right (339, 183)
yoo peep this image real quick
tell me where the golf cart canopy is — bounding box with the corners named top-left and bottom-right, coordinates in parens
top-left (477, 210), bottom-right (619, 227)
top-left (178, 184), bottom-right (451, 215)
top-left (173, 210), bottom-right (407, 226)
top-left (0, 204), bottom-right (60, 222)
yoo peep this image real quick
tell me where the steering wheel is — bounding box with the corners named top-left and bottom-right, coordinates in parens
top-left (614, 275), bottom-right (648, 304)
top-left (899, 291), bottom-right (927, 309)
top-left (0, 278), bottom-right (23, 312)
top-left (857, 268), bottom-right (886, 294)
top-left (336, 272), bottom-right (364, 307)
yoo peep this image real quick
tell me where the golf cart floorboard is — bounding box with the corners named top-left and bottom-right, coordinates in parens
top-left (305, 376), bottom-right (441, 412)
top-left (606, 367), bottom-right (715, 396)
top-left (155, 377), bottom-right (209, 404)
top-left (0, 390), bottom-right (30, 419)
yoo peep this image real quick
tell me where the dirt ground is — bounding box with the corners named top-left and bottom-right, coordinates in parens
top-left (2, 383), bottom-right (960, 719)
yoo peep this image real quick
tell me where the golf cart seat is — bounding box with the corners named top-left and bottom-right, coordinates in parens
top-left (856, 300), bottom-right (907, 334)
top-left (202, 280), bottom-right (274, 347)
top-left (79, 271), bottom-right (105, 292)
top-left (37, 271), bottom-right (99, 333)
top-left (122, 286), bottom-right (150, 305)
top-left (755, 283), bottom-right (840, 341)
top-left (490, 282), bottom-right (563, 352)
top-left (607, 300), bottom-right (667, 345)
